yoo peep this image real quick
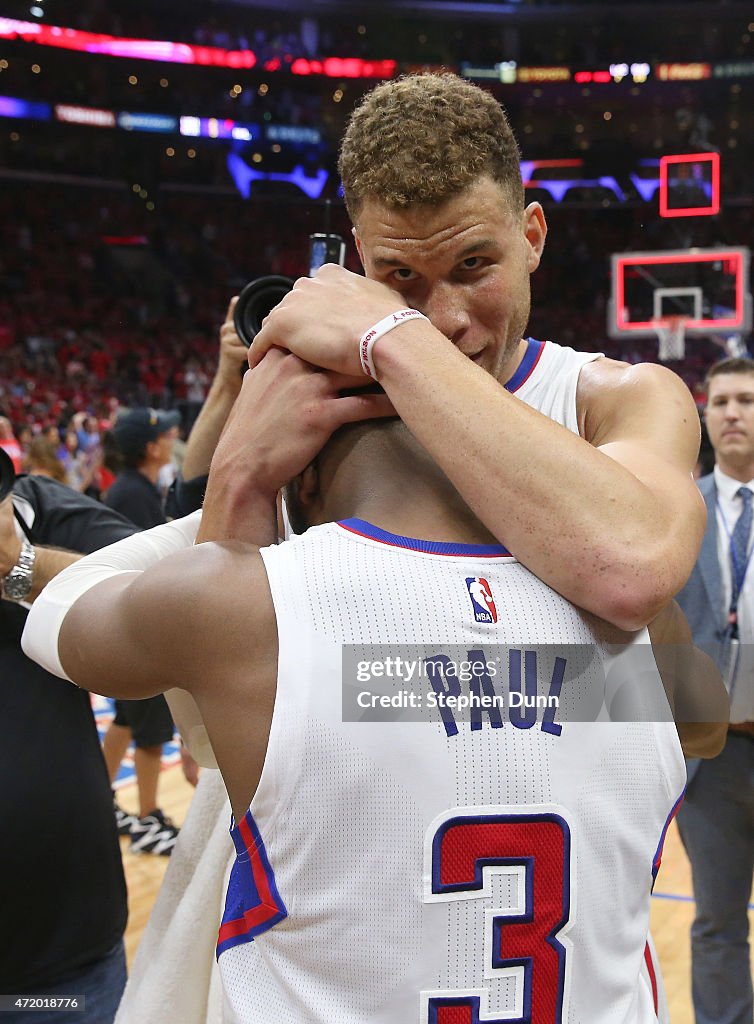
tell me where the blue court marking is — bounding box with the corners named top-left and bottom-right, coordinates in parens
top-left (652, 891), bottom-right (754, 911)
top-left (91, 693), bottom-right (181, 790)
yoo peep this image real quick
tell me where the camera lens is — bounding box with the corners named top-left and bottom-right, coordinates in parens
top-left (233, 275), bottom-right (294, 348)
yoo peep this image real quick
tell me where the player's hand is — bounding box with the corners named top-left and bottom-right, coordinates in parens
top-left (248, 264), bottom-right (410, 376)
top-left (0, 494), bottom-right (22, 580)
top-left (216, 295), bottom-right (247, 392)
top-left (211, 347), bottom-right (395, 500)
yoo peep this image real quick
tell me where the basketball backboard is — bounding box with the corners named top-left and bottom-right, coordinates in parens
top-left (608, 247), bottom-right (751, 339)
top-left (659, 152), bottom-right (720, 218)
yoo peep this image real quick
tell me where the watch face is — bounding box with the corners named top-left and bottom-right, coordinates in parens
top-left (2, 541), bottom-right (34, 601)
top-left (2, 566), bottom-right (32, 600)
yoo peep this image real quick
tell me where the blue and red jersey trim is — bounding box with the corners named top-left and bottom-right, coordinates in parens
top-left (643, 941), bottom-right (659, 1017)
top-left (652, 787), bottom-right (685, 883)
top-left (337, 518), bottom-right (511, 557)
top-left (216, 810), bottom-right (287, 958)
top-left (505, 337), bottom-right (546, 393)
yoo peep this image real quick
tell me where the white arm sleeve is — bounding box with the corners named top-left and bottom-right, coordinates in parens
top-left (23, 508), bottom-right (219, 768)
top-left (21, 511), bottom-right (203, 682)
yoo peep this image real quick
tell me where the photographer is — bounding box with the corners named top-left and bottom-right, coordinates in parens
top-left (166, 295), bottom-right (247, 518)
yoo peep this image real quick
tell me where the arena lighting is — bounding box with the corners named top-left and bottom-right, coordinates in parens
top-left (0, 18), bottom-right (256, 68)
top-left (574, 70), bottom-right (613, 84)
top-left (0, 94), bottom-right (49, 118)
top-left (0, 18), bottom-right (396, 78)
top-left (55, 103), bottom-right (115, 127)
top-left (289, 57), bottom-right (396, 78)
top-left (629, 164), bottom-right (662, 202)
top-left (101, 235), bottom-right (149, 246)
top-left (520, 158), bottom-right (626, 203)
top-left (118, 111), bottom-right (177, 133)
top-left (714, 60), bottom-right (754, 78)
top-left (516, 66), bottom-right (570, 83)
top-left (656, 62), bottom-right (711, 81)
top-left (179, 116), bottom-right (262, 141)
top-left (227, 152), bottom-right (328, 200)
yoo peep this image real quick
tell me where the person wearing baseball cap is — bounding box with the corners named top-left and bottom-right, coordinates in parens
top-left (105, 408), bottom-right (181, 529)
top-left (101, 407), bottom-right (182, 855)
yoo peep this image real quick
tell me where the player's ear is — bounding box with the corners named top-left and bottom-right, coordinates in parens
top-left (298, 462), bottom-right (320, 508)
top-left (353, 228), bottom-right (366, 270)
top-left (283, 463), bottom-right (319, 534)
top-left (522, 202), bottom-right (547, 272)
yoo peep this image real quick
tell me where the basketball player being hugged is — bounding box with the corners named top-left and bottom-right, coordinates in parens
top-left (23, 400), bottom-right (725, 1023)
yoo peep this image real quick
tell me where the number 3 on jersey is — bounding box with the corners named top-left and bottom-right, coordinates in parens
top-left (422, 808), bottom-right (572, 1024)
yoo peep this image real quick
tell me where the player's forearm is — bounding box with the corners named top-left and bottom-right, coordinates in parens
top-left (27, 548), bottom-right (81, 602)
top-left (375, 325), bottom-right (702, 629)
top-left (181, 378), bottom-right (240, 481)
top-left (196, 470), bottom-right (278, 547)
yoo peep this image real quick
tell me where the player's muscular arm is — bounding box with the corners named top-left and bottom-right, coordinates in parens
top-left (53, 542), bottom-right (274, 819)
top-left (647, 600), bottom-right (729, 759)
top-left (54, 543), bottom-right (251, 697)
top-left (371, 332), bottom-right (705, 630)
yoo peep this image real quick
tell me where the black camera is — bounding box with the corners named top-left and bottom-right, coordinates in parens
top-left (0, 447), bottom-right (16, 503)
top-left (233, 275), bottom-right (294, 348)
top-left (233, 232), bottom-right (346, 348)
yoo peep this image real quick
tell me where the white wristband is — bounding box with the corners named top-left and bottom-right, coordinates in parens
top-left (358, 308), bottom-right (428, 379)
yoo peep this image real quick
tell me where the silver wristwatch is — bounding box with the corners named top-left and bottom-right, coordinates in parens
top-left (1, 538), bottom-right (36, 602)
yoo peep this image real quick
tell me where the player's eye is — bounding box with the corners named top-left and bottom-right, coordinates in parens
top-left (459, 256), bottom-right (484, 271)
top-left (392, 267), bottom-right (418, 282)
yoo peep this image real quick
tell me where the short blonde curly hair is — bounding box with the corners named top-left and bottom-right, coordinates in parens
top-left (339, 73), bottom-right (524, 221)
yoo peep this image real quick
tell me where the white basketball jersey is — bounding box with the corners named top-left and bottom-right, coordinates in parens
top-left (506, 337), bottom-right (603, 434)
top-left (217, 521), bottom-right (685, 1024)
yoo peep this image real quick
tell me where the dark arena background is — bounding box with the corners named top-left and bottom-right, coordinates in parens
top-left (1, 0), bottom-right (752, 1018)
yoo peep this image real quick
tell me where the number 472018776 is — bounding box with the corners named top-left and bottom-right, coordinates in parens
top-left (4, 996), bottom-right (83, 1010)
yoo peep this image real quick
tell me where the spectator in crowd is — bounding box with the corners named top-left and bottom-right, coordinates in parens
top-left (104, 408), bottom-right (180, 529)
top-left (675, 355), bottom-right (754, 1024)
top-left (59, 428), bottom-right (102, 495)
top-left (0, 416), bottom-right (24, 473)
top-left (25, 435), bottom-right (68, 483)
top-left (74, 414), bottom-right (102, 455)
top-left (101, 407), bottom-right (182, 856)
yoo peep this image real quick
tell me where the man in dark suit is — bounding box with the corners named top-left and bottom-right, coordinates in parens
top-left (675, 356), bottom-right (754, 1024)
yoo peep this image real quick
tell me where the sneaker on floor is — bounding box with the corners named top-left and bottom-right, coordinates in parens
top-left (114, 800), bottom-right (139, 837)
top-left (129, 809), bottom-right (179, 856)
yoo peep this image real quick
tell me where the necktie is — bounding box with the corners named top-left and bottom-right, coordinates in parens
top-left (729, 486), bottom-right (753, 620)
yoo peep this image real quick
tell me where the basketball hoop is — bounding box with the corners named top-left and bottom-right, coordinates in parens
top-left (652, 316), bottom-right (687, 362)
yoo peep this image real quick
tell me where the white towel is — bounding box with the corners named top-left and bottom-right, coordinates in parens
top-left (115, 769), bottom-right (234, 1024)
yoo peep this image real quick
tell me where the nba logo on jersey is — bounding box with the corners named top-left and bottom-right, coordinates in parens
top-left (465, 577), bottom-right (498, 624)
